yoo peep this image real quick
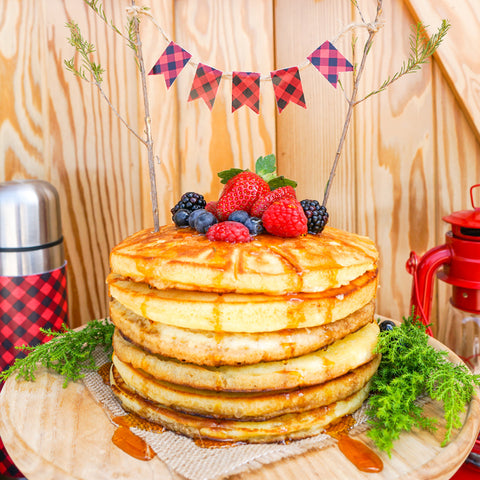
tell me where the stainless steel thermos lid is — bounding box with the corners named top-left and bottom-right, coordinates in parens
top-left (0, 180), bottom-right (65, 276)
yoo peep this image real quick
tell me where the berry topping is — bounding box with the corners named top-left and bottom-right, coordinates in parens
top-left (171, 192), bottom-right (206, 217)
top-left (193, 211), bottom-right (218, 234)
top-left (216, 172), bottom-right (270, 221)
top-left (205, 201), bottom-right (218, 218)
top-left (228, 210), bottom-right (250, 224)
top-left (262, 198), bottom-right (308, 238)
top-left (250, 186), bottom-right (297, 218)
top-left (300, 199), bottom-right (329, 234)
top-left (188, 209), bottom-right (207, 228)
top-left (172, 209), bottom-right (190, 228)
top-left (379, 320), bottom-right (396, 332)
top-left (244, 216), bottom-right (264, 235)
top-left (206, 221), bottom-right (252, 243)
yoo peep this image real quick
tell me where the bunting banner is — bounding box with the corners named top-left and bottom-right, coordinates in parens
top-left (231, 72), bottom-right (261, 114)
top-left (270, 66), bottom-right (306, 113)
top-left (188, 63), bottom-right (222, 110)
top-left (307, 40), bottom-right (353, 88)
top-left (149, 41), bottom-right (192, 89)
top-left (148, 28), bottom-right (355, 112)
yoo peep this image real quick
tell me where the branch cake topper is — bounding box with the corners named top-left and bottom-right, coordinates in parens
top-left (65, 0), bottom-right (450, 231)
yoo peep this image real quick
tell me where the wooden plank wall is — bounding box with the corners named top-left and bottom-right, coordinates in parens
top-left (1, 0), bottom-right (479, 348)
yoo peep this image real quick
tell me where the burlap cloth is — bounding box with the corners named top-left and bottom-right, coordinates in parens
top-left (82, 347), bottom-right (371, 480)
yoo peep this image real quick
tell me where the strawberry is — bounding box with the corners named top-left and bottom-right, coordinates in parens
top-left (250, 186), bottom-right (297, 218)
top-left (205, 201), bottom-right (218, 218)
top-left (206, 221), bottom-right (252, 243)
top-left (216, 171), bottom-right (270, 221)
top-left (262, 198), bottom-right (308, 237)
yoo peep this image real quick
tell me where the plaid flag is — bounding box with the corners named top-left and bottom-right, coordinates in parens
top-left (188, 63), bottom-right (222, 110)
top-left (149, 41), bottom-right (192, 89)
top-left (270, 66), bottom-right (306, 113)
top-left (232, 72), bottom-right (261, 114)
top-left (307, 40), bottom-right (353, 88)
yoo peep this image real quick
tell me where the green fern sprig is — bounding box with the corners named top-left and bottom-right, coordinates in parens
top-left (356, 19), bottom-right (450, 105)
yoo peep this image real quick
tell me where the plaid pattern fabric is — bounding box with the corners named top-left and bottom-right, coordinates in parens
top-left (0, 264), bottom-right (68, 477)
top-left (270, 66), bottom-right (306, 113)
top-left (149, 41), bottom-right (192, 89)
top-left (231, 72), bottom-right (260, 114)
top-left (188, 63), bottom-right (222, 110)
top-left (307, 40), bottom-right (353, 88)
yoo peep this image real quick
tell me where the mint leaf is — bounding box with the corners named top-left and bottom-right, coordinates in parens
top-left (217, 168), bottom-right (245, 184)
top-left (255, 155), bottom-right (276, 178)
top-left (268, 176), bottom-right (297, 190)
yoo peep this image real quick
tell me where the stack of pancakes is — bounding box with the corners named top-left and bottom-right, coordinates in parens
top-left (107, 224), bottom-right (380, 443)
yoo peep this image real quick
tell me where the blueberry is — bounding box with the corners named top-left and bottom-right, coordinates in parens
top-left (379, 320), bottom-right (396, 332)
top-left (194, 211), bottom-right (218, 234)
top-left (244, 216), bottom-right (264, 235)
top-left (173, 209), bottom-right (190, 228)
top-left (228, 210), bottom-right (250, 224)
top-left (188, 209), bottom-right (207, 228)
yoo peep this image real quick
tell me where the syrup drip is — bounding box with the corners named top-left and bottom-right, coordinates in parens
top-left (112, 426), bottom-right (156, 461)
top-left (324, 415), bottom-right (383, 473)
top-left (97, 362), bottom-right (112, 384)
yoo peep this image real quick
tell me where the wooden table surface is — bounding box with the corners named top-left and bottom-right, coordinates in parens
top-left (0, 336), bottom-right (479, 480)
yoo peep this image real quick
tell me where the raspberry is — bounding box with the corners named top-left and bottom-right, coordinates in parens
top-left (250, 186), bottom-right (297, 218)
top-left (262, 198), bottom-right (307, 237)
top-left (206, 221), bottom-right (252, 243)
top-left (216, 172), bottom-right (270, 220)
top-left (300, 199), bottom-right (329, 234)
top-left (171, 192), bottom-right (206, 217)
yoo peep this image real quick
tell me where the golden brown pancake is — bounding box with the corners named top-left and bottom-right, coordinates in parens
top-left (112, 354), bottom-right (380, 420)
top-left (109, 225), bottom-right (378, 295)
top-left (111, 364), bottom-right (371, 443)
top-left (108, 270), bottom-right (377, 333)
top-left (112, 320), bottom-right (379, 392)
top-left (110, 299), bottom-right (375, 366)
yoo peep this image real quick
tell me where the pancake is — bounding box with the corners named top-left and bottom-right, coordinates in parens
top-left (111, 364), bottom-right (371, 443)
top-left (109, 225), bottom-right (378, 295)
top-left (108, 269), bottom-right (377, 333)
top-left (110, 299), bottom-right (375, 366)
top-left (112, 354), bottom-right (380, 420)
top-left (112, 320), bottom-right (379, 392)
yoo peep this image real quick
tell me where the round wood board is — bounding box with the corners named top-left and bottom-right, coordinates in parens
top-left (0, 332), bottom-right (479, 480)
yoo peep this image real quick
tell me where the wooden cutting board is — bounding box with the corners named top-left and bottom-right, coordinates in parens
top-left (0, 335), bottom-right (479, 480)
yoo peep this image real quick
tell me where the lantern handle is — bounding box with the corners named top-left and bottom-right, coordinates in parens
top-left (470, 184), bottom-right (480, 210)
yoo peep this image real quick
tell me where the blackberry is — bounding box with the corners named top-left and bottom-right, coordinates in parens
top-left (171, 192), bottom-right (206, 217)
top-left (300, 199), bottom-right (329, 234)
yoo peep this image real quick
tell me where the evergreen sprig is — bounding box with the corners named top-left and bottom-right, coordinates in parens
top-left (366, 312), bottom-right (480, 455)
top-left (0, 319), bottom-right (114, 388)
top-left (357, 19), bottom-right (450, 104)
top-left (64, 20), bottom-right (105, 84)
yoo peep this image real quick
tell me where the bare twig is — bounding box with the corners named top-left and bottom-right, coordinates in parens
top-left (322, 0), bottom-right (383, 207)
top-left (130, 0), bottom-right (159, 232)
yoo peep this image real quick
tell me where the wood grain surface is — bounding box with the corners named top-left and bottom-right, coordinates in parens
top-left (0, 0), bottom-right (479, 351)
top-left (0, 334), bottom-right (478, 480)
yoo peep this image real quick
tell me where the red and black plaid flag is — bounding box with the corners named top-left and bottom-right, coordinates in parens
top-left (188, 63), bottom-right (222, 110)
top-left (231, 72), bottom-right (260, 114)
top-left (307, 40), bottom-right (353, 88)
top-left (149, 41), bottom-right (192, 89)
top-left (270, 66), bottom-right (306, 113)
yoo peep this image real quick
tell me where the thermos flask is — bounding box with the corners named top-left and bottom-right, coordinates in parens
top-left (0, 179), bottom-right (68, 477)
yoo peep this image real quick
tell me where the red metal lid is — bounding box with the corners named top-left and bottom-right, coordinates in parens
top-left (443, 184), bottom-right (480, 230)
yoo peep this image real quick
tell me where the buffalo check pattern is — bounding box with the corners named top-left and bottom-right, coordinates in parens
top-left (149, 41), bottom-right (192, 89)
top-left (307, 40), bottom-right (353, 88)
top-left (270, 66), bottom-right (306, 113)
top-left (0, 265), bottom-right (68, 476)
top-left (188, 63), bottom-right (222, 110)
top-left (231, 72), bottom-right (261, 114)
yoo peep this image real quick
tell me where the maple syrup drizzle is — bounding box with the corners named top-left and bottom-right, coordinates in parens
top-left (97, 362), bottom-right (112, 384)
top-left (324, 415), bottom-right (383, 473)
top-left (193, 438), bottom-right (245, 449)
top-left (112, 426), bottom-right (156, 461)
